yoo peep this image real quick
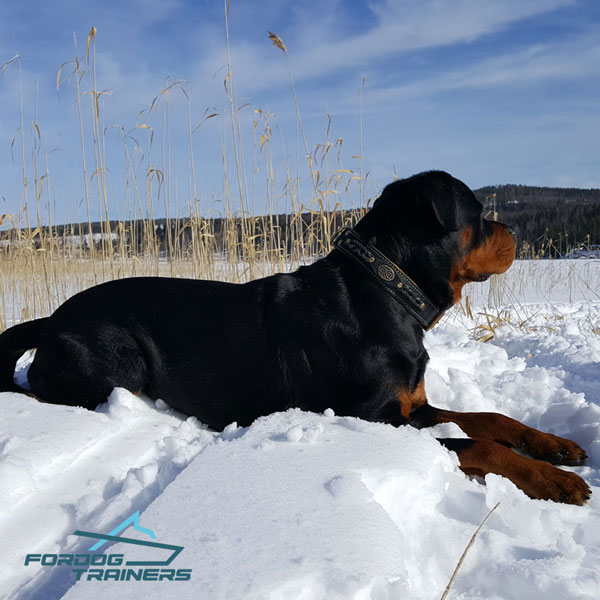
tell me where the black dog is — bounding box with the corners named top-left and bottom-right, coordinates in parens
top-left (0, 171), bottom-right (590, 504)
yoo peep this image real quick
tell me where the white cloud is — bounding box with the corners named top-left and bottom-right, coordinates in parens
top-left (209, 0), bottom-right (576, 93)
top-left (129, 0), bottom-right (183, 24)
top-left (364, 34), bottom-right (600, 104)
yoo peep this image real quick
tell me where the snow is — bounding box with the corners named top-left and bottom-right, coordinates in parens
top-left (1, 259), bottom-right (599, 599)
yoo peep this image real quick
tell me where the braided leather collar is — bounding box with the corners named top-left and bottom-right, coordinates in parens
top-left (332, 227), bottom-right (443, 330)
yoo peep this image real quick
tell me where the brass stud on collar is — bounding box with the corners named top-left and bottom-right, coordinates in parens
top-left (420, 303), bottom-right (426, 310)
top-left (369, 257), bottom-right (375, 263)
top-left (397, 282), bottom-right (403, 288)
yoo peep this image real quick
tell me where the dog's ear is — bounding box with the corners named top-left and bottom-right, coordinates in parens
top-left (374, 172), bottom-right (460, 232)
top-left (427, 189), bottom-right (458, 231)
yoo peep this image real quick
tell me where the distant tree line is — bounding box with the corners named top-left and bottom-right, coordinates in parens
top-left (3, 184), bottom-right (599, 259)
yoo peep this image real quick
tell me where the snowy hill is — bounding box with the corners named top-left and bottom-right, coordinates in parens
top-left (1, 260), bottom-right (599, 599)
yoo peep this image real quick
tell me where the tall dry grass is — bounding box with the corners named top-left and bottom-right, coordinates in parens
top-left (0, 23), bottom-right (368, 328)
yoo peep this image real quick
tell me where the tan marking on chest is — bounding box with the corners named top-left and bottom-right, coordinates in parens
top-left (396, 380), bottom-right (427, 419)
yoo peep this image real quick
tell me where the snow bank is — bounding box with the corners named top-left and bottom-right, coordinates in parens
top-left (59, 411), bottom-right (463, 600)
top-left (0, 389), bottom-right (214, 598)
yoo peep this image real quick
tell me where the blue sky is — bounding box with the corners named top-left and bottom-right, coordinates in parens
top-left (0, 0), bottom-right (599, 223)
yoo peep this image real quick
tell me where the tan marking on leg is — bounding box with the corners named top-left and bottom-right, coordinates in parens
top-left (434, 408), bottom-right (587, 466)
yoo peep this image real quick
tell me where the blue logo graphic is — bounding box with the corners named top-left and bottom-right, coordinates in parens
top-left (24, 510), bottom-right (192, 582)
top-left (74, 510), bottom-right (184, 566)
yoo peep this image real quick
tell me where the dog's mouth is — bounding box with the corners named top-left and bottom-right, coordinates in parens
top-left (459, 271), bottom-right (492, 284)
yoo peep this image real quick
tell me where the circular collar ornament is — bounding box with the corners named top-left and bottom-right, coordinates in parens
top-left (377, 264), bottom-right (395, 282)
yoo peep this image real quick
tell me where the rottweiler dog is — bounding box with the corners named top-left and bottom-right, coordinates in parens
top-left (0, 171), bottom-right (590, 504)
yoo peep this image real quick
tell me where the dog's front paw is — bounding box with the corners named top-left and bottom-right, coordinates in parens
top-left (519, 430), bottom-right (587, 466)
top-left (525, 461), bottom-right (591, 505)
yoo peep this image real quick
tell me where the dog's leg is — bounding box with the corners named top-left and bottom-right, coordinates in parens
top-left (438, 438), bottom-right (591, 505)
top-left (411, 404), bottom-right (587, 466)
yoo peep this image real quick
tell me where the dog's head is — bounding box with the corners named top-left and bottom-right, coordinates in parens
top-left (353, 171), bottom-right (516, 309)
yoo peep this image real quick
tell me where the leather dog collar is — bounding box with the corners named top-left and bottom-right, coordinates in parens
top-left (332, 227), bottom-right (443, 330)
